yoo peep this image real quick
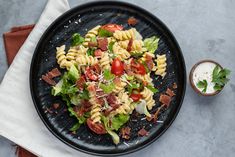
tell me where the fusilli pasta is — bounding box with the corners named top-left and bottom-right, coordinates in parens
top-left (141, 87), bottom-right (155, 110)
top-left (155, 54), bottom-right (167, 78)
top-left (113, 28), bottom-right (136, 40)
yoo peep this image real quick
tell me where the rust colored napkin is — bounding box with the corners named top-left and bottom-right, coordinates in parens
top-left (3, 24), bottom-right (36, 157)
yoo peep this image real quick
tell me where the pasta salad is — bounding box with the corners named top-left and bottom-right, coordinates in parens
top-left (50, 23), bottom-right (168, 144)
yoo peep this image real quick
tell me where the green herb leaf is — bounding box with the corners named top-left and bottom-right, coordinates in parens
top-left (127, 81), bottom-right (140, 94)
top-left (70, 123), bottom-right (81, 132)
top-left (212, 66), bottom-right (231, 91)
top-left (143, 36), bottom-right (160, 53)
top-left (100, 82), bottom-right (115, 93)
top-left (71, 33), bottom-right (84, 46)
top-left (68, 64), bottom-right (80, 82)
top-left (87, 48), bottom-right (96, 56)
top-left (79, 89), bottom-right (90, 100)
top-left (111, 114), bottom-right (130, 131)
top-left (51, 79), bottom-right (63, 96)
top-left (104, 69), bottom-right (115, 80)
top-left (108, 41), bottom-right (115, 52)
top-left (98, 29), bottom-right (113, 37)
top-left (197, 80), bottom-right (208, 93)
top-left (146, 85), bottom-right (159, 93)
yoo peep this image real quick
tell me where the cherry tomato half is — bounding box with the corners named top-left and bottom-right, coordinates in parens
top-left (87, 118), bottom-right (107, 134)
top-left (130, 92), bottom-right (142, 102)
top-left (101, 24), bottom-right (123, 33)
top-left (111, 58), bottom-right (124, 76)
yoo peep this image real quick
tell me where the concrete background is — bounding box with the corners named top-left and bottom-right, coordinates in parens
top-left (0, 0), bottom-right (235, 157)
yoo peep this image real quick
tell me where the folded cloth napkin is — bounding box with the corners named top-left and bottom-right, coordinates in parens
top-left (3, 25), bottom-right (36, 157)
top-left (0, 0), bottom-right (94, 156)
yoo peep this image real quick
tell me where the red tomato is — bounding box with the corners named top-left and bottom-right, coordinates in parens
top-left (131, 59), bottom-right (146, 75)
top-left (87, 118), bottom-right (107, 134)
top-left (101, 24), bottom-right (123, 33)
top-left (130, 92), bottom-right (142, 102)
top-left (94, 49), bottom-right (103, 57)
top-left (111, 58), bottom-right (124, 76)
top-left (85, 67), bottom-right (98, 81)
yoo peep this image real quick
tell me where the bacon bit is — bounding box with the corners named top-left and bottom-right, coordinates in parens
top-left (127, 17), bottom-right (138, 26)
top-left (87, 84), bottom-right (96, 92)
top-left (127, 38), bottom-right (133, 52)
top-left (53, 103), bottom-right (60, 109)
top-left (173, 83), bottom-right (177, 89)
top-left (47, 68), bottom-right (61, 78)
top-left (76, 75), bottom-right (86, 90)
top-left (91, 63), bottom-right (101, 74)
top-left (153, 106), bottom-right (164, 122)
top-left (146, 115), bottom-right (153, 121)
top-left (159, 94), bottom-right (171, 107)
top-left (97, 38), bottom-right (108, 51)
top-left (94, 49), bottom-right (103, 57)
top-left (106, 94), bottom-right (117, 105)
top-left (88, 41), bottom-right (97, 47)
top-left (166, 88), bottom-right (175, 97)
top-left (138, 128), bottom-right (149, 136)
top-left (120, 127), bottom-right (131, 139)
top-left (42, 75), bottom-right (56, 85)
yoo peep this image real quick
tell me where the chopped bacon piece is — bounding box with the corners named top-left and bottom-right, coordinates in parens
top-left (42, 75), bottom-right (56, 85)
top-left (127, 38), bottom-right (133, 52)
top-left (97, 38), bottom-right (108, 51)
top-left (173, 83), bottom-right (177, 89)
top-left (138, 128), bottom-right (149, 136)
top-left (145, 55), bottom-right (154, 70)
top-left (159, 94), bottom-right (171, 107)
top-left (166, 88), bottom-right (175, 97)
top-left (91, 63), bottom-right (101, 74)
top-left (87, 84), bottom-right (96, 92)
top-left (120, 127), bottom-right (131, 139)
top-left (153, 106), bottom-right (164, 122)
top-left (47, 68), bottom-right (61, 78)
top-left (88, 41), bottom-right (97, 47)
top-left (81, 100), bottom-right (92, 111)
top-left (76, 75), bottom-right (86, 90)
top-left (113, 77), bottom-right (122, 85)
top-left (53, 103), bottom-right (60, 109)
top-left (127, 17), bottom-right (138, 26)
top-left (106, 94), bottom-right (117, 105)
top-left (94, 49), bottom-right (103, 57)
top-left (87, 118), bottom-right (107, 134)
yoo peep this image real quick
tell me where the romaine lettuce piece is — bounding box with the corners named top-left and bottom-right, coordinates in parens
top-left (144, 36), bottom-right (159, 53)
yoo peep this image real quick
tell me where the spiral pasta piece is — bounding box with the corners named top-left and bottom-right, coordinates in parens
top-left (155, 54), bottom-right (167, 78)
top-left (67, 45), bottom-right (88, 61)
top-left (113, 28), bottom-right (136, 40)
top-left (56, 45), bottom-right (73, 69)
top-left (89, 91), bottom-right (102, 123)
top-left (99, 52), bottom-right (111, 71)
top-left (76, 55), bottom-right (98, 66)
top-left (83, 25), bottom-right (101, 47)
top-left (141, 87), bottom-right (155, 110)
top-left (135, 74), bottom-right (153, 85)
top-left (118, 40), bottom-right (143, 52)
top-left (113, 42), bottom-right (130, 60)
top-left (112, 81), bottom-right (127, 93)
top-left (113, 91), bottom-right (134, 115)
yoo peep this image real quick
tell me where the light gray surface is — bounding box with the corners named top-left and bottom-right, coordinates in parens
top-left (0, 0), bottom-right (235, 157)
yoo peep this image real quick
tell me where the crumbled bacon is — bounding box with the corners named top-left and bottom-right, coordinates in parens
top-left (120, 127), bottom-right (131, 139)
top-left (47, 68), bottom-right (61, 78)
top-left (97, 38), bottom-right (108, 51)
top-left (81, 100), bottom-right (92, 110)
top-left (145, 55), bottom-right (154, 70)
top-left (166, 88), bottom-right (175, 97)
top-left (138, 128), bottom-right (149, 136)
top-left (173, 83), bottom-right (177, 89)
top-left (76, 75), bottom-right (86, 90)
top-left (127, 17), bottom-right (138, 26)
top-left (88, 41), bottom-right (97, 47)
top-left (91, 63), bottom-right (101, 74)
top-left (153, 106), bottom-right (164, 122)
top-left (106, 94), bottom-right (117, 105)
top-left (53, 103), bottom-right (60, 109)
top-left (94, 49), bottom-right (103, 57)
top-left (159, 94), bottom-right (171, 107)
top-left (127, 38), bottom-right (133, 52)
top-left (42, 75), bottom-right (56, 85)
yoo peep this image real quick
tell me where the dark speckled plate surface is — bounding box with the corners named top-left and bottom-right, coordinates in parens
top-left (30, 1), bottom-right (186, 156)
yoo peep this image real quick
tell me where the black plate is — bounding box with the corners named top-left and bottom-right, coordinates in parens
top-left (30, 1), bottom-right (186, 156)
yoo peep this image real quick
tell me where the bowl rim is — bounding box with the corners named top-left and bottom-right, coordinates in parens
top-left (189, 59), bottom-right (223, 96)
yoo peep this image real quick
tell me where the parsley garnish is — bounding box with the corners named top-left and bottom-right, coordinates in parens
top-left (212, 65), bottom-right (230, 91)
top-left (197, 80), bottom-right (208, 93)
top-left (71, 33), bottom-right (84, 46)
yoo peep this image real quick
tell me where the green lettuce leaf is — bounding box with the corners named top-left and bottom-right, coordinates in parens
top-left (111, 114), bottom-right (130, 131)
top-left (71, 33), bottom-right (84, 46)
top-left (98, 29), bottom-right (113, 37)
top-left (68, 64), bottom-right (79, 82)
top-left (146, 85), bottom-right (159, 93)
top-left (144, 36), bottom-right (160, 53)
top-left (51, 79), bottom-right (63, 96)
top-left (99, 83), bottom-right (115, 93)
top-left (135, 99), bottom-right (151, 117)
top-left (104, 69), bottom-right (115, 80)
top-left (108, 41), bottom-right (115, 52)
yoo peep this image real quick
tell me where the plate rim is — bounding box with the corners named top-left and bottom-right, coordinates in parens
top-left (30, 1), bottom-right (187, 156)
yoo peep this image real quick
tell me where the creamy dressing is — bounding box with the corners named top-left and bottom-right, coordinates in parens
top-left (193, 62), bottom-right (216, 94)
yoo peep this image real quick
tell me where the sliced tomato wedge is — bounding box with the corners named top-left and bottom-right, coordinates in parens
top-left (111, 58), bottom-right (124, 76)
top-left (85, 67), bottom-right (98, 81)
top-left (87, 118), bottom-right (107, 134)
top-left (130, 91), bottom-right (142, 102)
top-left (101, 24), bottom-right (123, 33)
top-left (131, 59), bottom-right (146, 75)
